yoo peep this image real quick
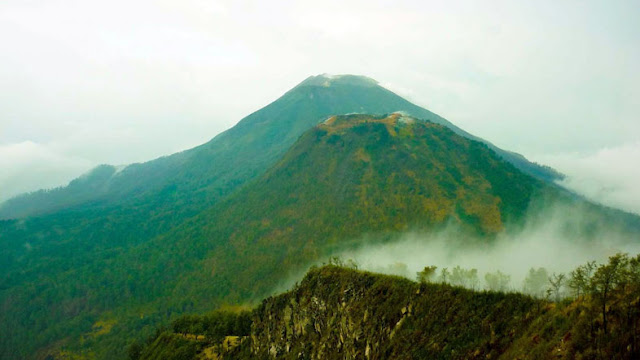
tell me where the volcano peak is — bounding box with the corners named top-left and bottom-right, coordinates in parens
top-left (296, 73), bottom-right (379, 88)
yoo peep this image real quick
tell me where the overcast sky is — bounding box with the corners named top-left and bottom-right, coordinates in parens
top-left (1, 0), bottom-right (639, 213)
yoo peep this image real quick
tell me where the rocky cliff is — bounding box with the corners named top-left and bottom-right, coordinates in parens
top-left (135, 261), bottom-right (640, 360)
top-left (245, 265), bottom-right (539, 360)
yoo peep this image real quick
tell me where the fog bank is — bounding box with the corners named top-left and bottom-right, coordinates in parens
top-left (334, 202), bottom-right (640, 291)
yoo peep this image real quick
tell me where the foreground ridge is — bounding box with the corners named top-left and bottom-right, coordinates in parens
top-left (134, 259), bottom-right (640, 360)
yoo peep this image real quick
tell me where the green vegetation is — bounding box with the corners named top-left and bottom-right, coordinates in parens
top-left (0, 100), bottom-right (636, 358)
top-left (1, 76), bottom-right (456, 358)
top-left (134, 253), bottom-right (640, 359)
top-left (504, 253), bottom-right (640, 359)
top-left (129, 310), bottom-right (251, 360)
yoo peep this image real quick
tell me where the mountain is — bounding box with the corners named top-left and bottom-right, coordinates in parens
top-left (0, 76), bottom-right (633, 359)
top-left (115, 112), bottom-right (637, 317)
top-left (1, 111), bottom-right (635, 359)
top-left (0, 74), bottom-right (560, 220)
top-left (144, 113), bottom-right (546, 301)
top-left (135, 262), bottom-right (640, 360)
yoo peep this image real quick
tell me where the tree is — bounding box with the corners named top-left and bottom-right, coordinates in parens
top-left (467, 268), bottom-right (480, 290)
top-left (172, 316), bottom-right (194, 336)
top-left (450, 266), bottom-right (479, 290)
top-left (484, 270), bottom-right (511, 292)
top-left (568, 261), bottom-right (595, 299)
top-left (440, 267), bottom-right (450, 284)
top-left (523, 267), bottom-right (549, 298)
top-left (547, 273), bottom-right (566, 303)
top-left (346, 259), bottom-right (359, 270)
top-left (417, 266), bottom-right (438, 283)
top-left (328, 256), bottom-right (345, 267)
top-left (591, 253), bottom-right (629, 335)
top-left (626, 255), bottom-right (640, 355)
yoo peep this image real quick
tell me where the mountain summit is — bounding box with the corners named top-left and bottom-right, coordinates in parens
top-left (294, 73), bottom-right (379, 87)
top-left (0, 74), bottom-right (560, 219)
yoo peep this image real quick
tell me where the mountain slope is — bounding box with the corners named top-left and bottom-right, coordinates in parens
top-left (139, 113), bottom-right (548, 301)
top-left (0, 74), bottom-right (559, 220)
top-left (0, 113), bottom-right (550, 359)
top-left (1, 112), bottom-right (638, 359)
top-left (2, 76), bottom-right (560, 296)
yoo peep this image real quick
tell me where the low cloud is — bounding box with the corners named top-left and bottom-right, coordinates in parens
top-left (332, 202), bottom-right (640, 291)
top-left (535, 142), bottom-right (640, 216)
top-left (0, 141), bottom-right (92, 202)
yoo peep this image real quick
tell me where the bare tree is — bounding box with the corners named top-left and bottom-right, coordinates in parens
top-left (440, 267), bottom-right (449, 284)
top-left (547, 273), bottom-right (566, 303)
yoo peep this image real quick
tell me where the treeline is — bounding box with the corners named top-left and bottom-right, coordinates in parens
top-left (416, 253), bottom-right (640, 304)
top-left (417, 253), bottom-right (640, 357)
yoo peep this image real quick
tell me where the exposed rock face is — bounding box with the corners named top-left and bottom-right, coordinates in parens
top-left (252, 290), bottom-right (404, 359)
top-left (246, 266), bottom-right (539, 360)
top-left (135, 264), bottom-right (640, 360)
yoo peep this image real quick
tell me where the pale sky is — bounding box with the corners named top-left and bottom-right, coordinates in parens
top-left (1, 0), bottom-right (639, 213)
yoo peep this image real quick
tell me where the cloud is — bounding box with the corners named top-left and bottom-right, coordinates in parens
top-left (332, 202), bottom-right (640, 291)
top-left (0, 141), bottom-right (92, 201)
top-left (534, 142), bottom-right (640, 215)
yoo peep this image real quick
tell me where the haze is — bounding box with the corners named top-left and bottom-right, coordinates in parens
top-left (1, 0), bottom-right (639, 214)
top-left (321, 202), bottom-right (640, 294)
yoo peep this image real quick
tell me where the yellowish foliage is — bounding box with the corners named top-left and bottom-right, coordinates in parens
top-left (90, 319), bottom-right (116, 337)
top-left (216, 304), bottom-right (254, 314)
top-left (54, 349), bottom-right (95, 360)
top-left (198, 336), bottom-right (243, 360)
top-left (319, 113), bottom-right (404, 134)
top-left (354, 148), bottom-right (371, 162)
top-left (222, 336), bottom-right (241, 351)
top-left (201, 345), bottom-right (221, 359)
